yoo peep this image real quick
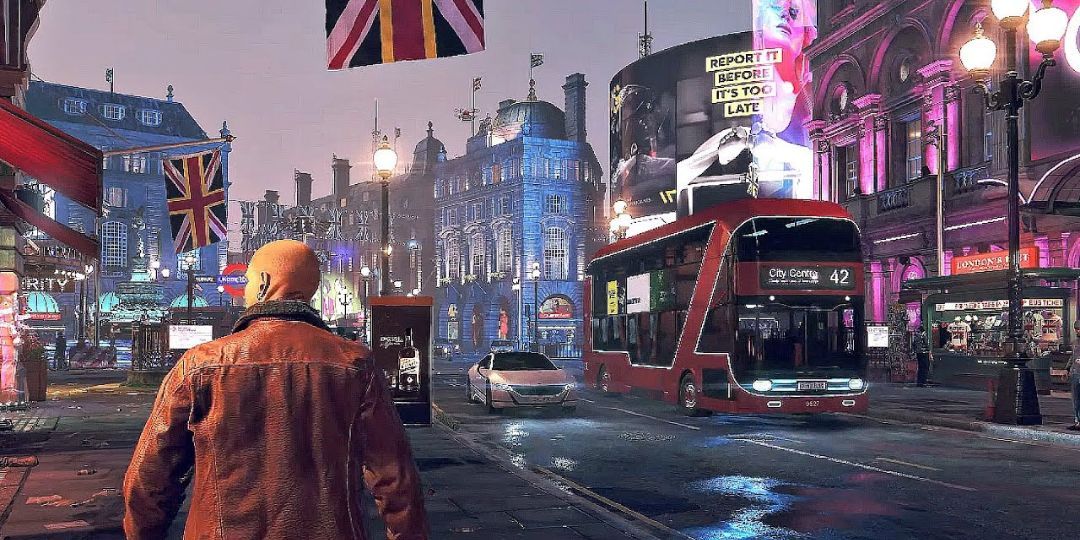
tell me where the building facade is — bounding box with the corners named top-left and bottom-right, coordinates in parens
top-left (23, 81), bottom-right (230, 333)
top-left (809, 0), bottom-right (1080, 326)
top-left (434, 74), bottom-right (605, 357)
top-left (237, 125), bottom-right (442, 329)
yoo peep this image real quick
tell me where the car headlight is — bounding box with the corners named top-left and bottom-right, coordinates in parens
top-left (493, 382), bottom-right (513, 391)
top-left (752, 379), bottom-right (773, 392)
top-left (848, 378), bottom-right (865, 390)
top-left (564, 382), bottom-right (576, 391)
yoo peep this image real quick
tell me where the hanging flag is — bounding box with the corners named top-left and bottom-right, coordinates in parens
top-left (326, 0), bottom-right (485, 70)
top-left (163, 150), bottom-right (227, 253)
top-left (472, 76), bottom-right (482, 91)
top-left (530, 53), bottom-right (544, 68)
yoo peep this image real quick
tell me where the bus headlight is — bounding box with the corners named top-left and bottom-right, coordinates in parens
top-left (752, 379), bottom-right (773, 392)
top-left (848, 378), bottom-right (865, 390)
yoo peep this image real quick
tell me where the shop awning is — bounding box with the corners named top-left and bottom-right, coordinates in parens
top-left (902, 268), bottom-right (1080, 293)
top-left (0, 97), bottom-right (102, 258)
top-left (1025, 154), bottom-right (1080, 216)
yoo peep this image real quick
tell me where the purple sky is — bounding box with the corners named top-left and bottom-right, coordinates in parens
top-left (29, 0), bottom-right (749, 208)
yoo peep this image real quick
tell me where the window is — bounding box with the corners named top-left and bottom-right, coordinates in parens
top-left (101, 103), bottom-right (126, 121)
top-left (446, 240), bottom-right (461, 279)
top-left (470, 234), bottom-right (486, 278)
top-left (62, 98), bottom-right (87, 115)
top-left (123, 154), bottom-right (148, 174)
top-left (568, 160), bottom-right (579, 181)
top-left (362, 191), bottom-right (371, 202)
top-left (104, 187), bottom-right (126, 207)
top-left (553, 158), bottom-right (563, 179)
top-left (501, 196), bottom-right (511, 215)
top-left (138, 109), bottom-right (162, 126)
top-left (102, 156), bottom-right (109, 170)
top-left (545, 194), bottom-right (565, 214)
top-left (178, 249), bottom-right (201, 272)
top-left (101, 221), bottom-right (128, 269)
top-left (905, 119), bottom-right (922, 181)
top-left (492, 163), bottom-right (502, 184)
top-left (543, 227), bottom-right (569, 280)
top-left (984, 120), bottom-right (994, 162)
top-left (497, 229), bottom-right (513, 273)
top-left (836, 144), bottom-right (858, 197)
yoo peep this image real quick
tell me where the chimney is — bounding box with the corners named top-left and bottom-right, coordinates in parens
top-left (332, 155), bottom-right (351, 197)
top-left (563, 73), bottom-right (588, 143)
top-left (295, 170), bottom-right (313, 207)
top-left (258, 190), bottom-right (279, 226)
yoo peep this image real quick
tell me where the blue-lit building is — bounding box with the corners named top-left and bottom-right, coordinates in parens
top-left (23, 81), bottom-right (230, 333)
top-left (434, 74), bottom-right (605, 357)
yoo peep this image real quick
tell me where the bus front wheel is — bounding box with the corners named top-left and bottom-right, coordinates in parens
top-left (597, 366), bottom-right (619, 397)
top-left (678, 374), bottom-right (709, 417)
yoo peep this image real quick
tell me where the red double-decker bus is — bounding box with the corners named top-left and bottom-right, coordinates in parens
top-left (584, 198), bottom-right (868, 415)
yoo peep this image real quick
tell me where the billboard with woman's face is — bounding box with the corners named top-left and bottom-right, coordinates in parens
top-left (610, 0), bottom-right (818, 221)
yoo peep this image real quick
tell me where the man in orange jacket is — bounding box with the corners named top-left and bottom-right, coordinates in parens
top-left (123, 240), bottom-right (428, 539)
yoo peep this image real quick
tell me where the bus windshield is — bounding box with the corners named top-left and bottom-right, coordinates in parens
top-left (736, 217), bottom-right (860, 262)
top-left (731, 299), bottom-right (863, 380)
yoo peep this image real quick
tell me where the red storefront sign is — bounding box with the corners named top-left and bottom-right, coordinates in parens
top-left (951, 247), bottom-right (1039, 275)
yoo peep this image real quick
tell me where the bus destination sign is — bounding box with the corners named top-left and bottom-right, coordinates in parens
top-left (759, 265), bottom-right (856, 291)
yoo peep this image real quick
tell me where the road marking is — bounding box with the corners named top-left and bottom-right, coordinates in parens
top-left (580, 399), bottom-right (701, 431)
top-left (532, 465), bottom-right (695, 540)
top-left (874, 457), bottom-right (941, 472)
top-left (741, 439), bottom-right (976, 492)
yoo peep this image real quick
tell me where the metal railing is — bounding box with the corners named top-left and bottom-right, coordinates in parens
top-left (952, 164), bottom-right (991, 195)
top-left (877, 185), bottom-right (912, 212)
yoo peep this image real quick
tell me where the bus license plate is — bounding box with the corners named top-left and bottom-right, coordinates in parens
top-left (797, 381), bottom-right (827, 391)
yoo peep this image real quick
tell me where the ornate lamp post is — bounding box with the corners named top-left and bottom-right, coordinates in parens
top-left (360, 265), bottom-right (372, 342)
top-left (512, 277), bottom-right (522, 350)
top-left (530, 262), bottom-right (541, 352)
top-left (609, 199), bottom-right (632, 241)
top-left (959, 0), bottom-right (1068, 425)
top-left (182, 252), bottom-right (198, 318)
top-left (336, 279), bottom-right (353, 326)
top-left (217, 285), bottom-right (226, 307)
top-left (373, 136), bottom-right (399, 296)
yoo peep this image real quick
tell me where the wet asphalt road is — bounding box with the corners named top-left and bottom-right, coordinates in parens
top-left (431, 360), bottom-right (1080, 539)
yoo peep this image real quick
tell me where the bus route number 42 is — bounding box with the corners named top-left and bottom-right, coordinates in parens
top-left (830, 269), bottom-right (851, 286)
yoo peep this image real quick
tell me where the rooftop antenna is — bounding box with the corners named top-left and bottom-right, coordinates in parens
top-left (106, 68), bottom-right (114, 93)
top-left (639, 1), bottom-right (653, 58)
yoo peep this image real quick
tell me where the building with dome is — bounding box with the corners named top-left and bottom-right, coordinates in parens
top-left (434, 73), bottom-right (606, 357)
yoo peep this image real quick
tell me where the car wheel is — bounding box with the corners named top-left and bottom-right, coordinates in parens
top-left (678, 374), bottom-right (709, 417)
top-left (485, 384), bottom-right (500, 414)
top-left (466, 378), bottom-right (479, 403)
top-left (598, 366), bottom-right (619, 397)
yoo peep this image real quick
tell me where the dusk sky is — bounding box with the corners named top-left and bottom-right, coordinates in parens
top-left (29, 0), bottom-right (749, 212)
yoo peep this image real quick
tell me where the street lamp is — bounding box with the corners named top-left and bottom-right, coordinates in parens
top-left (610, 199), bottom-right (632, 241)
top-left (373, 135), bottom-right (398, 296)
top-left (407, 237), bottom-right (421, 293)
top-left (360, 265), bottom-right (372, 342)
top-left (336, 280), bottom-right (353, 326)
top-left (217, 285), bottom-right (225, 307)
top-left (182, 252), bottom-right (198, 318)
top-left (512, 277), bottom-right (522, 350)
top-left (530, 262), bottom-right (541, 352)
top-left (960, 0), bottom-right (1068, 425)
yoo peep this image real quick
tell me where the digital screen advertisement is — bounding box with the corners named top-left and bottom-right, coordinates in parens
top-left (609, 0), bottom-right (818, 221)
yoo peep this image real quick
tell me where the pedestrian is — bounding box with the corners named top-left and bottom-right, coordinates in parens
top-left (1070, 321), bottom-right (1080, 431)
top-left (913, 325), bottom-right (930, 387)
top-left (52, 331), bottom-right (66, 370)
top-left (123, 240), bottom-right (428, 539)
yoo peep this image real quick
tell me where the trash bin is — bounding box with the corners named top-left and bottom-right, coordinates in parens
top-left (24, 355), bottom-right (46, 401)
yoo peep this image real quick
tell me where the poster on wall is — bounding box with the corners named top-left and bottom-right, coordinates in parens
top-left (626, 273), bottom-right (651, 313)
top-left (606, 280), bottom-right (620, 315)
top-left (370, 297), bottom-right (433, 426)
top-left (609, 0), bottom-right (818, 221)
top-left (1028, 0), bottom-right (1080, 161)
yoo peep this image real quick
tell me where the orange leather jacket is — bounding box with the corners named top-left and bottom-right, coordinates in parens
top-left (123, 303), bottom-right (428, 539)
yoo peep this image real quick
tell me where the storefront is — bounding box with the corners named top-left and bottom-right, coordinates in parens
top-left (901, 268), bottom-right (1080, 392)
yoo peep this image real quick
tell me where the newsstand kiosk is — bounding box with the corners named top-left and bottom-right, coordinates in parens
top-left (901, 268), bottom-right (1080, 394)
top-left (369, 296), bottom-right (433, 425)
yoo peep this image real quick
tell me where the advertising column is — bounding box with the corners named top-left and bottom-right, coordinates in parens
top-left (370, 296), bottom-right (433, 425)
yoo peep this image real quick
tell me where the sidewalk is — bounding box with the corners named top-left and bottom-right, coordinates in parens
top-left (2, 369), bottom-right (654, 540)
top-left (859, 382), bottom-right (1080, 447)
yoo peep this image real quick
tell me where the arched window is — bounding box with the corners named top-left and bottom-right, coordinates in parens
top-left (101, 221), bottom-right (127, 269)
top-left (543, 227), bottom-right (569, 280)
top-left (446, 240), bottom-right (461, 279)
top-left (470, 233), bottom-right (486, 278)
top-left (496, 229), bottom-right (513, 273)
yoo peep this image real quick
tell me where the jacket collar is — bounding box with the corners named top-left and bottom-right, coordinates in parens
top-left (232, 300), bottom-right (332, 334)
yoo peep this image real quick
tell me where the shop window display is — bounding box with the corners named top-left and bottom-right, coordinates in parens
top-left (931, 300), bottom-right (1067, 358)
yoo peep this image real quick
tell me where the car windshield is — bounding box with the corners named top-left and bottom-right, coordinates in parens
top-left (491, 353), bottom-right (557, 371)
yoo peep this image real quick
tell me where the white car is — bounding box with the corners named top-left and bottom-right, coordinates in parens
top-left (466, 352), bottom-right (577, 413)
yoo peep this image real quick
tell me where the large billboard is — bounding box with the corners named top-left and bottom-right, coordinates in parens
top-left (1028, 0), bottom-right (1080, 161)
top-left (610, 0), bottom-right (818, 220)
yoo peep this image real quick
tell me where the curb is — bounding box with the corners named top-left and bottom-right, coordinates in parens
top-left (430, 404), bottom-right (668, 540)
top-left (847, 409), bottom-right (1080, 448)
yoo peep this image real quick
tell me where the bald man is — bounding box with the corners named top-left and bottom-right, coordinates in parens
top-left (124, 240), bottom-right (428, 539)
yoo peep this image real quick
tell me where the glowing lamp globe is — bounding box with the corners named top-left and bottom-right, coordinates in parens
top-left (360, 266), bottom-right (372, 278)
top-left (373, 136), bottom-right (398, 180)
top-left (1028, 2), bottom-right (1069, 55)
top-left (616, 212), bottom-right (632, 229)
top-left (960, 24), bottom-right (997, 77)
top-left (613, 199), bottom-right (628, 215)
top-left (991, 0), bottom-right (1029, 26)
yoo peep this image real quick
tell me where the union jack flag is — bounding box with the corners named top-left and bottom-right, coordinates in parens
top-left (163, 150), bottom-right (227, 253)
top-left (326, 0), bottom-right (484, 70)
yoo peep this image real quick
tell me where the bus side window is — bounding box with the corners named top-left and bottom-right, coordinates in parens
top-left (627, 315), bottom-right (639, 362)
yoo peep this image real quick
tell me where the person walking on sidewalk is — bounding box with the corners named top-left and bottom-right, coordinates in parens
top-left (1070, 321), bottom-right (1080, 431)
top-left (913, 325), bottom-right (930, 387)
top-left (123, 240), bottom-right (428, 539)
top-left (52, 331), bottom-right (66, 370)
